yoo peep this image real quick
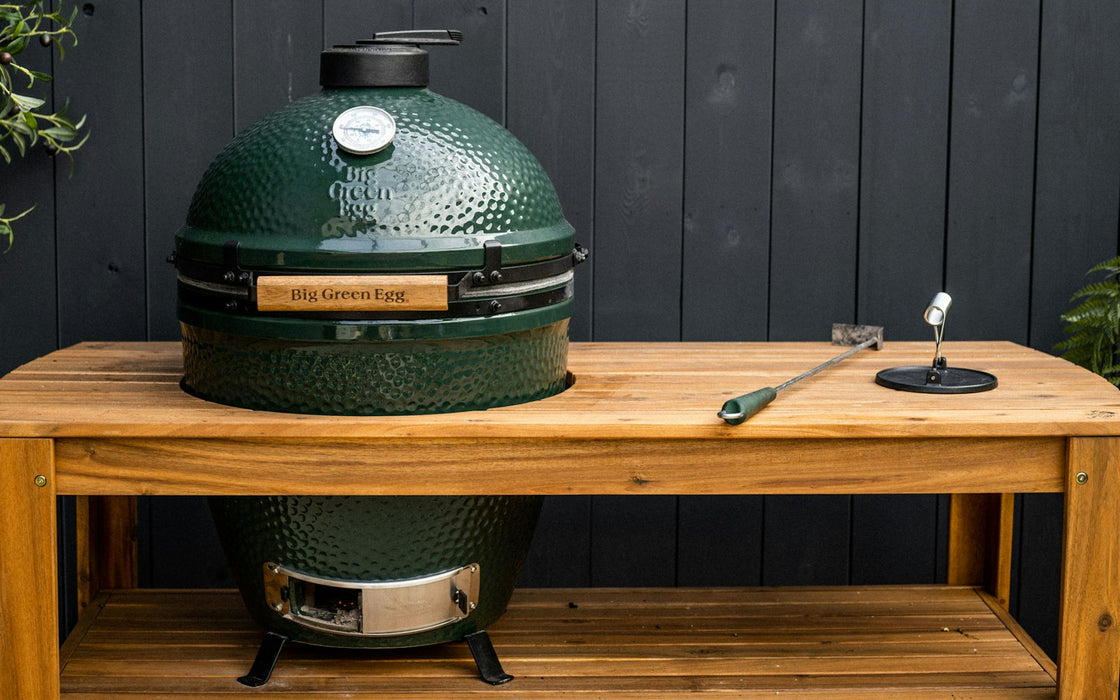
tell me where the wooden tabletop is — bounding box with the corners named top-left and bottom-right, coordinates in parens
top-left (1, 340), bottom-right (1117, 440)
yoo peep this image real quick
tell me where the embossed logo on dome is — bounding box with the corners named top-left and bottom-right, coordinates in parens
top-left (329, 167), bottom-right (393, 222)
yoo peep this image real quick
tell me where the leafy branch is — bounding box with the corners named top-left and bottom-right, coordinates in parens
top-left (1056, 256), bottom-right (1120, 386)
top-left (1, 1), bottom-right (87, 250)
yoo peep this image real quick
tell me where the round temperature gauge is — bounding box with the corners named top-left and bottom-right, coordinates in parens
top-left (332, 106), bottom-right (396, 155)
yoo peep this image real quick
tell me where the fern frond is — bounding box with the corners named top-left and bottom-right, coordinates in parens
top-left (1086, 255), bottom-right (1120, 277)
top-left (1057, 256), bottom-right (1120, 387)
top-left (1068, 280), bottom-right (1120, 303)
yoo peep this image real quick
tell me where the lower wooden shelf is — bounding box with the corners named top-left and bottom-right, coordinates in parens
top-left (60, 586), bottom-right (1057, 698)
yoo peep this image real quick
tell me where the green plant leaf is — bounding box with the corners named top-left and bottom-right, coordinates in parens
top-left (10, 92), bottom-right (43, 111)
top-left (9, 127), bottom-right (25, 155)
top-left (39, 124), bottom-right (76, 140)
top-left (2, 0), bottom-right (86, 251)
top-left (1057, 256), bottom-right (1120, 387)
top-left (10, 115), bottom-right (33, 135)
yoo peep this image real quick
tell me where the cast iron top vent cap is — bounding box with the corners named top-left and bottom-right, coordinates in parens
top-left (321, 29), bottom-right (463, 88)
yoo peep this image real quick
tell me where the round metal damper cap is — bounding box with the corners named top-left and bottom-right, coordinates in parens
top-left (332, 105), bottom-right (396, 155)
top-left (875, 365), bottom-right (998, 394)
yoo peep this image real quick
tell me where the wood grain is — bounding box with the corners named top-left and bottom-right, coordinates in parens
top-left (1029, 0), bottom-right (1120, 352)
top-left (53, 0), bottom-right (146, 348)
top-left (2, 341), bottom-right (1117, 440)
top-left (232, 0), bottom-right (320, 132)
top-left (89, 497), bottom-right (138, 589)
top-left (945, 0), bottom-right (1039, 342)
top-left (1058, 437), bottom-right (1120, 699)
top-left (256, 274), bottom-right (448, 312)
top-left (592, 0), bottom-right (685, 341)
top-left (857, 0), bottom-right (952, 340)
top-left (769, 1), bottom-right (862, 340)
top-left (682, 0), bottom-right (773, 342)
top-left (6, 341), bottom-right (1120, 697)
top-left (51, 436), bottom-right (1064, 496)
top-left (0, 439), bottom-right (59, 698)
top-left (947, 493), bottom-right (1014, 608)
top-left (58, 586), bottom-right (1055, 697)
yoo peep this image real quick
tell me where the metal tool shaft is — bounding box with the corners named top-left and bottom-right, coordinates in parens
top-left (718, 325), bottom-right (884, 425)
top-left (773, 336), bottom-right (879, 392)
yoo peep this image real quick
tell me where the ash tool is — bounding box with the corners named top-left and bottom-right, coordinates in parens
top-left (875, 292), bottom-right (997, 393)
top-left (718, 324), bottom-right (884, 425)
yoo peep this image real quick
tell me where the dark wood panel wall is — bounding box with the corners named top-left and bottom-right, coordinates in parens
top-left (2, 0), bottom-right (1118, 659)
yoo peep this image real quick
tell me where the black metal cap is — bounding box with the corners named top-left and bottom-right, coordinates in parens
top-left (320, 30), bottom-right (462, 88)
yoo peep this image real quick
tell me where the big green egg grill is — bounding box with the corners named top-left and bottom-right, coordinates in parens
top-left (173, 30), bottom-right (582, 686)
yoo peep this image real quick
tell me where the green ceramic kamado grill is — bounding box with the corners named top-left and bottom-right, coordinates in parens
top-left (172, 30), bottom-right (583, 687)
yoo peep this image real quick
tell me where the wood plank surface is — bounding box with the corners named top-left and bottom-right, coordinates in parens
top-left (486, 0), bottom-right (592, 579)
top-left (1019, 0), bottom-right (1120, 659)
top-left (944, 0), bottom-right (1039, 342)
top-left (1058, 437), bottom-right (1120, 698)
top-left (49, 436), bottom-right (1065, 497)
top-left (857, 0), bottom-right (952, 341)
top-left (232, 0), bottom-right (320, 133)
top-left (682, 0), bottom-right (773, 342)
top-left (947, 493), bottom-right (1014, 608)
top-left (53, 0), bottom-right (146, 348)
top-left (768, 0), bottom-right (862, 341)
top-left (592, 0), bottom-right (685, 341)
top-left (1029, 0), bottom-right (1120, 353)
top-left (1, 341), bottom-right (1117, 440)
top-left (0, 439), bottom-right (59, 698)
top-left (59, 586), bottom-right (1055, 697)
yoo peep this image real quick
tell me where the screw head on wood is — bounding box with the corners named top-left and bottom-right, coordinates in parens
top-left (1076, 472), bottom-right (1089, 485)
top-left (33, 475), bottom-right (47, 487)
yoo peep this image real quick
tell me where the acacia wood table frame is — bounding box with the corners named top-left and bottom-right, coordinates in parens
top-left (1, 341), bottom-right (1119, 698)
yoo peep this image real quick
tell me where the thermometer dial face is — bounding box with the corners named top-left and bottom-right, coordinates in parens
top-left (332, 106), bottom-right (396, 155)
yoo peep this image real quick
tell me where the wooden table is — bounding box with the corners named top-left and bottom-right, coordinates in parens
top-left (2, 340), bottom-right (1119, 698)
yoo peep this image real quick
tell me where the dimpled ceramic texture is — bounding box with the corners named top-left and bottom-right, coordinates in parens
top-left (181, 83), bottom-right (571, 650)
top-left (176, 85), bottom-right (575, 415)
top-left (209, 495), bottom-right (543, 648)
top-left (180, 319), bottom-right (569, 415)
top-left (179, 87), bottom-right (573, 269)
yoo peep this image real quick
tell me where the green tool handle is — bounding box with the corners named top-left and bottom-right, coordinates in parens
top-left (717, 387), bottom-right (778, 426)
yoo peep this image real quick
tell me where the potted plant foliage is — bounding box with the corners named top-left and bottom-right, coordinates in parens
top-left (1057, 256), bottom-right (1120, 387)
top-left (1, 1), bottom-right (86, 249)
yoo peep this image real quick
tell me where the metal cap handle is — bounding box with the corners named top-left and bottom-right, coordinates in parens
top-left (367, 29), bottom-right (463, 45)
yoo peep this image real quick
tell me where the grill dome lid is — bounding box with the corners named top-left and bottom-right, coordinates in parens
top-left (175, 30), bottom-right (575, 274)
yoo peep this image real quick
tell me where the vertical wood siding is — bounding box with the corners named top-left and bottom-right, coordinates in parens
top-left (2, 0), bottom-right (1118, 660)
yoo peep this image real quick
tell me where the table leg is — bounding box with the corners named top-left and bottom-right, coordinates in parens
top-left (0, 438), bottom-right (60, 698)
top-left (1058, 437), bottom-right (1120, 699)
top-left (946, 493), bottom-right (1014, 608)
top-left (76, 496), bottom-right (139, 613)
